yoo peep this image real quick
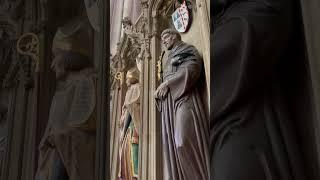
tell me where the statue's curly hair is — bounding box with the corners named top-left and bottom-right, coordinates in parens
top-left (161, 28), bottom-right (181, 40)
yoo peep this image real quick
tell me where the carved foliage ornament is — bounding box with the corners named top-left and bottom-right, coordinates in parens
top-left (121, 16), bottom-right (147, 67)
top-left (112, 4), bottom-right (151, 89)
top-left (114, 72), bottom-right (125, 86)
top-left (16, 33), bottom-right (40, 71)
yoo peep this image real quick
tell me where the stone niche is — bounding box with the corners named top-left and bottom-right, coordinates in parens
top-left (110, 0), bottom-right (209, 180)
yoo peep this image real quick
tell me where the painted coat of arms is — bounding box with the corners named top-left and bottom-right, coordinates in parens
top-left (172, 0), bottom-right (191, 33)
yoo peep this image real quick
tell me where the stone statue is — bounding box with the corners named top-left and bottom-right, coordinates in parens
top-left (118, 67), bottom-right (141, 180)
top-left (155, 29), bottom-right (209, 180)
top-left (35, 18), bottom-right (96, 180)
top-left (211, 0), bottom-right (306, 180)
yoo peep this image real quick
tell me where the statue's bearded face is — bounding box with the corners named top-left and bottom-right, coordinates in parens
top-left (161, 33), bottom-right (178, 50)
top-left (51, 49), bottom-right (66, 80)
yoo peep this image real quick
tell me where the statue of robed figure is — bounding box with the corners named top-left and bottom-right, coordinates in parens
top-left (118, 67), bottom-right (141, 180)
top-left (155, 29), bottom-right (209, 180)
top-left (35, 18), bottom-right (96, 180)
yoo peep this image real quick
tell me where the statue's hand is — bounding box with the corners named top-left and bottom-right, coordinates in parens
top-left (159, 85), bottom-right (169, 99)
top-left (154, 81), bottom-right (169, 100)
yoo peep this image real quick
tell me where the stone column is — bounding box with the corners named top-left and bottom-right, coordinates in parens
top-left (139, 1), bottom-right (163, 180)
top-left (110, 0), bottom-right (125, 55)
top-left (197, 0), bottom-right (210, 103)
top-left (95, 0), bottom-right (108, 179)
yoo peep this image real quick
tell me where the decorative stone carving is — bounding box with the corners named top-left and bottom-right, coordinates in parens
top-left (111, 13), bottom-right (151, 90)
top-left (111, 9), bottom-right (153, 179)
top-left (15, 32), bottom-right (40, 89)
top-left (16, 33), bottom-right (40, 71)
top-left (140, 0), bottom-right (149, 9)
top-left (121, 17), bottom-right (145, 61)
top-left (0, 12), bottom-right (19, 88)
top-left (14, 31), bottom-right (42, 89)
top-left (111, 40), bottom-right (127, 90)
top-left (158, 1), bottom-right (174, 17)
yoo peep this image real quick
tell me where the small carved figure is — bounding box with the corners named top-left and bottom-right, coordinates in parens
top-left (118, 67), bottom-right (141, 180)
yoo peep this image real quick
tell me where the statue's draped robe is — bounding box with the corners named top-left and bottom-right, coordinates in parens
top-left (36, 70), bottom-right (96, 180)
top-left (211, 0), bottom-right (306, 179)
top-left (158, 42), bottom-right (209, 180)
top-left (118, 83), bottom-right (141, 180)
top-left (118, 116), bottom-right (139, 180)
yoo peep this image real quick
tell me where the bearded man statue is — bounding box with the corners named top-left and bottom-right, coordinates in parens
top-left (155, 28), bottom-right (209, 180)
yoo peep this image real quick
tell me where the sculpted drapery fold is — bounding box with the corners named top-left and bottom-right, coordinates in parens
top-left (211, 0), bottom-right (307, 180)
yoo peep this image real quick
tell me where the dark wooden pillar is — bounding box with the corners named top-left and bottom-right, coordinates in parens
top-left (95, 0), bottom-right (109, 179)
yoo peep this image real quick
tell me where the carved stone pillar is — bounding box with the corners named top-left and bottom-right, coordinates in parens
top-left (138, 1), bottom-right (165, 180)
top-left (110, 51), bottom-right (127, 180)
top-left (0, 3), bottom-right (43, 179)
top-left (196, 0), bottom-right (210, 100)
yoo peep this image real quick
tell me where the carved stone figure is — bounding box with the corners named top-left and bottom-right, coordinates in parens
top-left (35, 17), bottom-right (96, 180)
top-left (211, 0), bottom-right (306, 180)
top-left (118, 67), bottom-right (141, 180)
top-left (155, 29), bottom-right (209, 180)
